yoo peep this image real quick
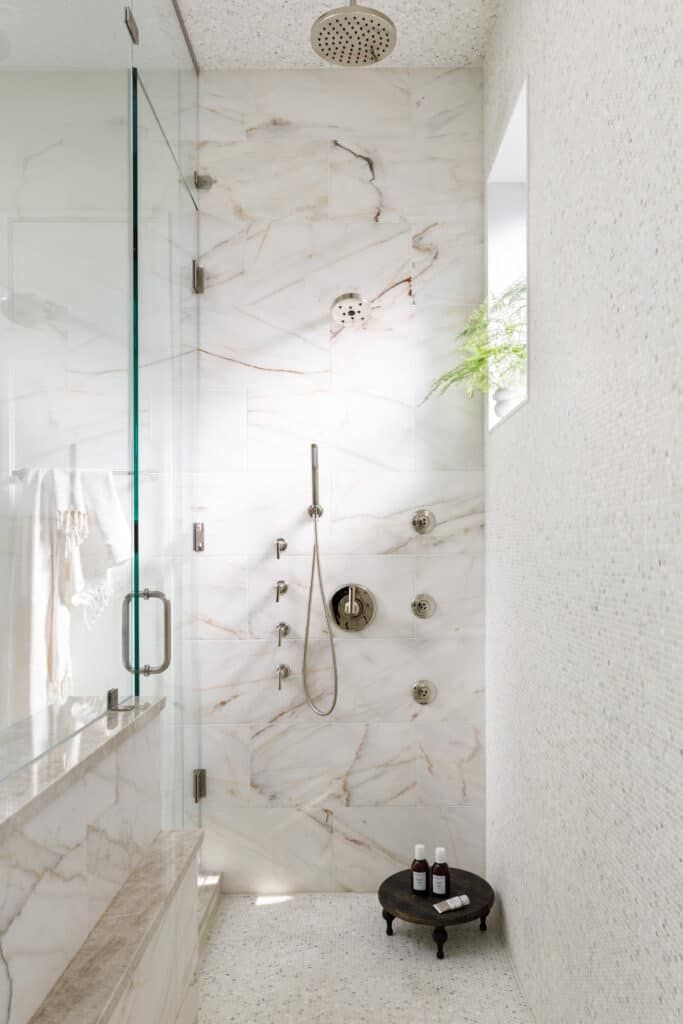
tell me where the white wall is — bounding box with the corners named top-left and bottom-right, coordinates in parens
top-left (484, 2), bottom-right (681, 1021)
top-left (195, 68), bottom-right (486, 892)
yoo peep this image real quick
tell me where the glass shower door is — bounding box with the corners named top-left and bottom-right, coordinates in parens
top-left (134, 70), bottom-right (199, 829)
top-left (0, 2), bottom-right (136, 768)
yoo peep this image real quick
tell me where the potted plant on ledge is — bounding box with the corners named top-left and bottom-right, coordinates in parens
top-left (426, 280), bottom-right (527, 419)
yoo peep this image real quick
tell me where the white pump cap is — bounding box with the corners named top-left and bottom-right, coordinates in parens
top-left (414, 844), bottom-right (425, 860)
top-left (435, 847), bottom-right (446, 863)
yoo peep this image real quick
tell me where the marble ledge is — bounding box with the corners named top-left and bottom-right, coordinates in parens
top-left (0, 697), bottom-right (166, 842)
top-left (0, 696), bottom-right (107, 783)
top-left (29, 828), bottom-right (203, 1024)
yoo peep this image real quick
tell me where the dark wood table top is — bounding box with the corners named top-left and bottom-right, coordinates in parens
top-left (378, 868), bottom-right (494, 927)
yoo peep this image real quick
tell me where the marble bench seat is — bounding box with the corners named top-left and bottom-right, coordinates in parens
top-left (29, 829), bottom-right (202, 1024)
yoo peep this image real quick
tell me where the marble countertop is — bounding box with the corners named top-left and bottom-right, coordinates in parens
top-left (0, 697), bottom-right (165, 840)
top-left (29, 828), bottom-right (203, 1024)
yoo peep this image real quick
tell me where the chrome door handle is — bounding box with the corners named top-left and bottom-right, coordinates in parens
top-left (122, 589), bottom-right (172, 676)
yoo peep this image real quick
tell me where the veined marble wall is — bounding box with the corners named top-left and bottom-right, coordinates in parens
top-left (196, 68), bottom-right (485, 893)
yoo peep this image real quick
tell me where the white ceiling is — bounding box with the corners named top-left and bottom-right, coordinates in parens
top-left (176, 0), bottom-right (500, 70)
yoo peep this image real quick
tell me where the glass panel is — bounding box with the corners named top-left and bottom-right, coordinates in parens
top-left (132, 0), bottom-right (198, 199)
top-left (0, 0), bottom-right (135, 770)
top-left (136, 72), bottom-right (199, 828)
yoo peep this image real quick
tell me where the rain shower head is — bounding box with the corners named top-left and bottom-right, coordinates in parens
top-left (311, 1), bottom-right (397, 67)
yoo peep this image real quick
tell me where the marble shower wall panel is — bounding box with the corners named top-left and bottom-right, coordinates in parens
top-left (196, 68), bottom-right (485, 892)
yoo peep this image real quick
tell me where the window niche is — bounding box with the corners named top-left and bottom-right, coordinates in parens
top-left (487, 80), bottom-right (528, 428)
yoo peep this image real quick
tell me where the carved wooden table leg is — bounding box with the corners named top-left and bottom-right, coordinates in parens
top-left (432, 925), bottom-right (448, 959)
top-left (382, 910), bottom-right (395, 936)
top-left (479, 914), bottom-right (488, 932)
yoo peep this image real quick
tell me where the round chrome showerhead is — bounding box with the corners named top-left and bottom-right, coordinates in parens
top-left (311, 1), bottom-right (397, 67)
top-left (331, 292), bottom-right (371, 327)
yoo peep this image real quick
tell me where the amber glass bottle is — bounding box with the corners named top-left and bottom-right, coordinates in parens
top-left (411, 844), bottom-right (429, 895)
top-left (431, 847), bottom-right (450, 898)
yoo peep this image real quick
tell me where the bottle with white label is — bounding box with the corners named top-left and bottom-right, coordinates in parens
top-left (411, 844), bottom-right (429, 895)
top-left (431, 847), bottom-right (450, 898)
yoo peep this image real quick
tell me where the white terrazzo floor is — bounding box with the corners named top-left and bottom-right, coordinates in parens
top-left (198, 894), bottom-right (534, 1024)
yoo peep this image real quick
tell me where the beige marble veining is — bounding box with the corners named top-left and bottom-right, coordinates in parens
top-left (196, 67), bottom-right (486, 893)
top-left (29, 829), bottom-right (202, 1024)
top-left (0, 699), bottom-right (165, 843)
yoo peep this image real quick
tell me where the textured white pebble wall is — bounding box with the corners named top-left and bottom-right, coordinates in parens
top-left (484, 1), bottom-right (682, 1022)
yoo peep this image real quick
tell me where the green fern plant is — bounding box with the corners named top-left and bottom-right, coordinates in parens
top-left (426, 280), bottom-right (527, 399)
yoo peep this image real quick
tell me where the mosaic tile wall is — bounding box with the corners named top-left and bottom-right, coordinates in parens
top-left (484, 1), bottom-right (681, 1020)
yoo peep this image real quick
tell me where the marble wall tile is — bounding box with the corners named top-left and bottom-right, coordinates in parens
top-left (415, 555), bottom-right (485, 636)
top-left (329, 136), bottom-right (483, 225)
top-left (315, 636), bottom-right (484, 724)
top-left (410, 69), bottom-right (484, 143)
top-left (250, 721), bottom-right (416, 808)
top-left (192, 639), bottom-right (310, 726)
top-left (172, 866), bottom-right (199, 1024)
top-left (201, 137), bottom-right (328, 229)
top-left (202, 806), bottom-right (334, 894)
top-left (118, 714), bottom-right (162, 865)
top-left (213, 70), bottom-right (412, 142)
top-left (202, 724), bottom-right (251, 807)
top-left (333, 804), bottom-right (485, 891)
top-left (247, 389), bottom-right (416, 474)
top-left (187, 472), bottom-right (249, 557)
top-left (329, 470), bottom-right (485, 555)
top-left (417, 698), bottom-right (486, 806)
top-left (192, 556), bottom-right (249, 641)
top-left (196, 387), bottom-right (247, 473)
top-left (0, 782), bottom-right (89, 1024)
top-left (85, 748), bottom-right (130, 932)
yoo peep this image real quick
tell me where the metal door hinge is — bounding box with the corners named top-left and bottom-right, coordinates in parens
top-left (193, 171), bottom-right (214, 191)
top-left (193, 522), bottom-right (205, 552)
top-left (192, 259), bottom-right (205, 295)
top-left (193, 768), bottom-right (207, 803)
top-left (124, 7), bottom-right (139, 44)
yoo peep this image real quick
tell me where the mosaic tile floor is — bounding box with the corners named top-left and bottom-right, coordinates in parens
top-left (199, 894), bottom-right (534, 1024)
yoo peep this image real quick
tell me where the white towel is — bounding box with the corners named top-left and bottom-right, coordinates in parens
top-left (69, 471), bottom-right (130, 627)
top-left (9, 468), bottom-right (130, 723)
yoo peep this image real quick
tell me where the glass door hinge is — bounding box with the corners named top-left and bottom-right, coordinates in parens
top-left (192, 259), bottom-right (205, 294)
top-left (193, 768), bottom-right (207, 803)
top-left (124, 7), bottom-right (139, 44)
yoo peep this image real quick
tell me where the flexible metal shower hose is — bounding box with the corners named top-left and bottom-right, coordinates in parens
top-left (302, 512), bottom-right (338, 716)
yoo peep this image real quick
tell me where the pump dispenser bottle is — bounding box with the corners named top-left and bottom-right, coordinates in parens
top-left (431, 847), bottom-right (450, 897)
top-left (411, 844), bottom-right (429, 894)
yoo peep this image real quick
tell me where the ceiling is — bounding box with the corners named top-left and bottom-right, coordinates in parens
top-left (176, 0), bottom-right (500, 70)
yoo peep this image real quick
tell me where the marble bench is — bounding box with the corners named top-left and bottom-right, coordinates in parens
top-left (29, 829), bottom-right (202, 1024)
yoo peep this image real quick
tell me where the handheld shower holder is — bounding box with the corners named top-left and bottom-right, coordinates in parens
top-left (308, 503), bottom-right (324, 518)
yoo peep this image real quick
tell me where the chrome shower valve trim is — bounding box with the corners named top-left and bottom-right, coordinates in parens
top-left (276, 622), bottom-right (290, 647)
top-left (276, 664), bottom-right (291, 690)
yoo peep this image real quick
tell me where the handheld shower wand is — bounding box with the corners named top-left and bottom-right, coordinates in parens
top-left (302, 443), bottom-right (339, 716)
top-left (309, 443), bottom-right (322, 518)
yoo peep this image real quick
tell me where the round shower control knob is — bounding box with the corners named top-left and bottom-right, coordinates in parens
top-left (411, 593), bottom-right (437, 619)
top-left (412, 509), bottom-right (436, 535)
top-left (330, 584), bottom-right (376, 632)
top-left (412, 681), bottom-right (436, 705)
